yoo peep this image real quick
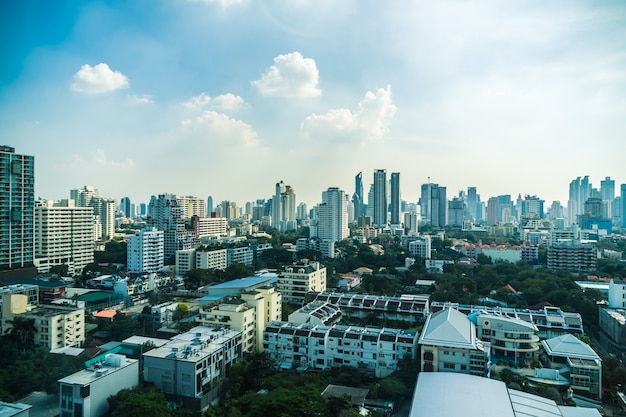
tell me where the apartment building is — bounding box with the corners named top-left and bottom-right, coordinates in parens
top-left (34, 199), bottom-right (94, 275)
top-left (278, 260), bottom-right (326, 305)
top-left (191, 215), bottom-right (227, 238)
top-left (419, 308), bottom-right (490, 377)
top-left (547, 240), bottom-right (597, 272)
top-left (306, 292), bottom-right (430, 325)
top-left (58, 354), bottom-right (138, 417)
top-left (430, 302), bottom-right (583, 339)
top-left (474, 312), bottom-right (540, 364)
top-left (126, 227), bottom-right (164, 273)
top-left (263, 322), bottom-right (418, 378)
top-left (143, 326), bottom-right (243, 411)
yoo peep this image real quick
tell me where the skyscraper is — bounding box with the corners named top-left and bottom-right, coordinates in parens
top-left (621, 184), bottom-right (626, 229)
top-left (466, 187), bottom-right (478, 222)
top-left (71, 186), bottom-right (115, 240)
top-left (352, 171), bottom-right (364, 220)
top-left (317, 187), bottom-right (349, 243)
top-left (0, 146), bottom-right (34, 270)
top-left (419, 182), bottom-right (433, 222)
top-left (147, 194), bottom-right (193, 259)
top-left (373, 169), bottom-right (387, 227)
top-left (430, 184), bottom-right (447, 227)
top-left (601, 176), bottom-right (615, 219)
top-left (390, 172), bottom-right (400, 226)
top-left (120, 197), bottom-right (132, 218)
top-left (271, 181), bottom-right (297, 232)
top-left (207, 196), bottom-right (214, 216)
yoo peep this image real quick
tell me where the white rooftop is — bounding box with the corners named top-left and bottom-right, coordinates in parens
top-left (419, 308), bottom-right (477, 349)
top-left (541, 334), bottom-right (600, 361)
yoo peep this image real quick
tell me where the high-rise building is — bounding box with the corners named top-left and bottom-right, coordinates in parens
top-left (71, 186), bottom-right (115, 240)
top-left (127, 227), bottom-right (164, 273)
top-left (34, 199), bottom-right (94, 275)
top-left (373, 169), bottom-right (387, 227)
top-left (390, 172), bottom-right (401, 226)
top-left (569, 176), bottom-right (592, 221)
top-left (147, 194), bottom-right (193, 259)
top-left (447, 197), bottom-right (464, 227)
top-left (177, 195), bottom-right (206, 218)
top-left (621, 184), bottom-right (626, 229)
top-left (271, 181), bottom-right (296, 232)
top-left (466, 187), bottom-right (478, 222)
top-left (0, 146), bottom-right (35, 270)
top-left (419, 182), bottom-right (434, 223)
top-left (521, 195), bottom-right (545, 220)
top-left (352, 171), bottom-right (364, 220)
top-left (120, 197), bottom-right (132, 218)
top-left (317, 187), bottom-right (349, 243)
top-left (430, 185), bottom-right (447, 228)
top-left (601, 177), bottom-right (615, 219)
top-left (207, 196), bottom-right (213, 217)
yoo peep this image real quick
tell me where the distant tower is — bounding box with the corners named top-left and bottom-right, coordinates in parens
top-left (120, 197), bottom-right (132, 218)
top-left (466, 187), bottom-right (478, 222)
top-left (390, 172), bottom-right (401, 226)
top-left (352, 171), bottom-right (364, 220)
top-left (373, 169), bottom-right (387, 227)
top-left (430, 184), bottom-right (447, 227)
top-left (207, 196), bottom-right (213, 217)
top-left (420, 181), bottom-right (433, 223)
top-left (272, 181), bottom-right (297, 232)
top-left (601, 177), bottom-right (615, 219)
top-left (318, 187), bottom-right (349, 242)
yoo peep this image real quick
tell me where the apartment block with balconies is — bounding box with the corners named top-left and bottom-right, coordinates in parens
top-left (475, 312), bottom-right (540, 364)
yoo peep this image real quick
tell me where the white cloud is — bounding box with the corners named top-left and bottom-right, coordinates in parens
top-left (252, 52), bottom-right (321, 98)
top-left (300, 85), bottom-right (397, 142)
top-left (184, 111), bottom-right (258, 147)
top-left (92, 149), bottom-right (135, 168)
top-left (71, 63), bottom-right (129, 94)
top-left (188, 0), bottom-right (245, 7)
top-left (183, 92), bottom-right (246, 111)
top-left (128, 94), bottom-right (153, 104)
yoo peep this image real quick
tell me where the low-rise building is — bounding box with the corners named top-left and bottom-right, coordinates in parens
top-left (547, 239), bottom-right (597, 272)
top-left (58, 354), bottom-right (138, 417)
top-left (288, 302), bottom-right (342, 326)
top-left (474, 312), bottom-right (540, 364)
top-left (263, 322), bottom-right (418, 378)
top-left (143, 326), bottom-right (243, 411)
top-left (419, 308), bottom-right (489, 377)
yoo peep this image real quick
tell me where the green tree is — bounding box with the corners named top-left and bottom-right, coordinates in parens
top-left (107, 385), bottom-right (180, 417)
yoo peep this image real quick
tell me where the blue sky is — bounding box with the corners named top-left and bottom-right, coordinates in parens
top-left (2, 0), bottom-right (625, 208)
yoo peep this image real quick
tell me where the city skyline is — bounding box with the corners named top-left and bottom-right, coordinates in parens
top-left (2, 1), bottom-right (625, 207)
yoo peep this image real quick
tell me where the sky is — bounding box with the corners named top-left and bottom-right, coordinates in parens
top-left (2, 0), bottom-right (625, 209)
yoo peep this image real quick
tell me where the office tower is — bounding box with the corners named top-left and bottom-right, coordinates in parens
top-left (317, 187), bottom-right (349, 243)
top-left (621, 185), bottom-right (626, 229)
top-left (34, 199), bottom-right (94, 275)
top-left (353, 171), bottom-right (364, 220)
top-left (147, 194), bottom-right (193, 259)
top-left (569, 176), bottom-right (592, 219)
top-left (419, 182), bottom-right (433, 223)
top-left (207, 196), bottom-right (214, 217)
top-left (127, 227), bottom-right (164, 273)
top-left (271, 181), bottom-right (296, 232)
top-left (218, 200), bottom-right (238, 220)
top-left (430, 185), bottom-right (447, 227)
top-left (521, 195), bottom-right (545, 220)
top-left (447, 197), bottom-right (464, 227)
top-left (487, 197), bottom-right (498, 224)
top-left (601, 176), bottom-right (615, 219)
top-left (296, 202), bottom-right (308, 221)
top-left (120, 197), bottom-right (131, 218)
top-left (139, 203), bottom-right (147, 216)
top-left (496, 195), bottom-right (512, 223)
top-left (0, 146), bottom-right (34, 270)
top-left (71, 186), bottom-right (115, 240)
top-left (466, 187), bottom-right (478, 222)
top-left (390, 172), bottom-right (401, 226)
top-left (373, 169), bottom-right (387, 227)
top-left (404, 211), bottom-right (419, 235)
top-left (366, 184), bottom-right (375, 220)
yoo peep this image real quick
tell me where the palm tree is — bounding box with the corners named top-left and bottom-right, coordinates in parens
top-left (5, 316), bottom-right (37, 347)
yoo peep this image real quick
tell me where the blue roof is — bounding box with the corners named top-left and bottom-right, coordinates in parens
top-left (209, 276), bottom-right (276, 290)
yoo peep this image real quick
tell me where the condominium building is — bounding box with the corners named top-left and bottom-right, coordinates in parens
top-left (70, 186), bottom-right (115, 241)
top-left (272, 181), bottom-right (297, 232)
top-left (408, 236), bottom-right (431, 259)
top-left (474, 312), bottom-right (540, 364)
top-left (263, 322), bottom-right (418, 378)
top-left (278, 260), bottom-right (327, 305)
top-left (315, 187), bottom-right (349, 243)
top-left (126, 227), bottom-right (164, 273)
top-left (58, 354), bottom-right (139, 417)
top-left (547, 239), bottom-right (597, 272)
top-left (34, 199), bottom-right (94, 275)
top-left (143, 326), bottom-right (243, 411)
top-left (372, 169), bottom-right (387, 227)
top-left (147, 194), bottom-right (194, 259)
top-left (191, 215), bottom-right (227, 238)
top-left (0, 145), bottom-right (35, 270)
top-left (177, 195), bottom-right (206, 218)
top-left (390, 172), bottom-right (401, 226)
top-left (419, 308), bottom-right (489, 377)
top-left (430, 302), bottom-right (583, 339)
top-left (2, 293), bottom-right (85, 349)
top-left (198, 286), bottom-right (282, 353)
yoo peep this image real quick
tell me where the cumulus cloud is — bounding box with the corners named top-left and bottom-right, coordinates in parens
top-left (71, 63), bottom-right (129, 94)
top-left (252, 52), bottom-right (321, 98)
top-left (92, 149), bottom-right (135, 168)
top-left (300, 85), bottom-right (397, 142)
top-left (183, 92), bottom-right (246, 111)
top-left (128, 94), bottom-right (153, 104)
top-left (183, 111), bottom-right (258, 147)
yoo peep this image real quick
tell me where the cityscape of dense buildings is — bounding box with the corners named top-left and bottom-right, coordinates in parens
top-left (1, 144), bottom-right (626, 416)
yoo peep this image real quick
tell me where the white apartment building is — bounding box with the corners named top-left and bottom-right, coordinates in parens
top-left (198, 286), bottom-right (282, 352)
top-left (2, 293), bottom-right (85, 350)
top-left (143, 326), bottom-right (243, 411)
top-left (177, 196), bottom-right (206, 218)
top-left (127, 227), bottom-right (164, 273)
top-left (608, 279), bottom-right (626, 308)
top-left (475, 312), bottom-right (540, 364)
top-left (263, 322), bottom-right (418, 378)
top-left (408, 235), bottom-right (431, 259)
top-left (419, 308), bottom-right (490, 377)
top-left (34, 199), bottom-right (94, 275)
top-left (315, 187), bottom-right (349, 243)
top-left (58, 354), bottom-right (138, 417)
top-left (191, 215), bottom-right (228, 238)
top-left (278, 260), bottom-right (327, 305)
